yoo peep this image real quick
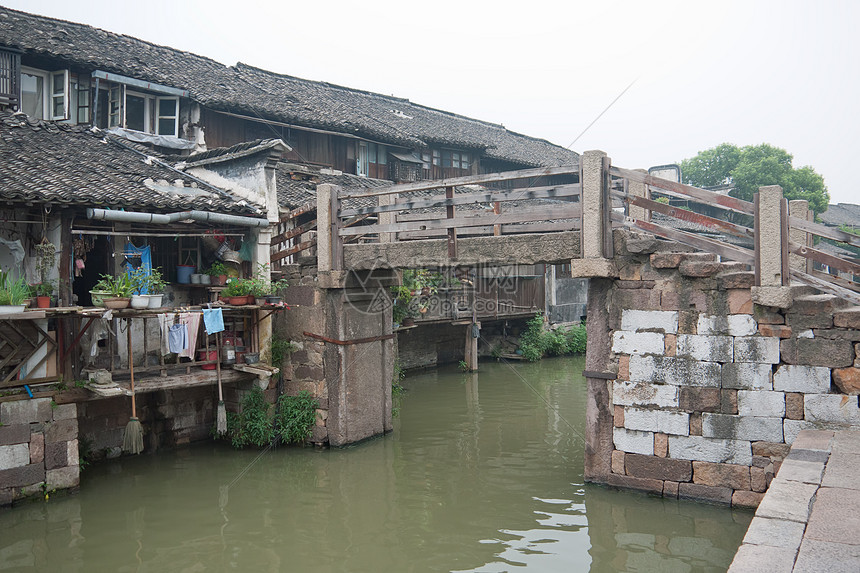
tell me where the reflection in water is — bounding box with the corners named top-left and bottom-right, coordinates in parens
top-left (0, 357), bottom-right (751, 572)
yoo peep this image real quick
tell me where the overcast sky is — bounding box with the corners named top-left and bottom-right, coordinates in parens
top-left (5, 0), bottom-right (857, 204)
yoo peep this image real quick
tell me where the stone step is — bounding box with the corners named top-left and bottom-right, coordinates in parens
top-left (791, 293), bottom-right (853, 315)
top-left (834, 307), bottom-right (860, 329)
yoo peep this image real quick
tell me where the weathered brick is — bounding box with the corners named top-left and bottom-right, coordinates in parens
top-left (832, 367), bottom-right (860, 395)
top-left (612, 331), bottom-right (665, 355)
top-left (728, 290), bottom-right (753, 314)
top-left (663, 480), bottom-right (680, 497)
top-left (0, 443), bottom-right (30, 470)
top-left (0, 398), bottom-right (52, 425)
top-left (46, 466), bottom-right (79, 490)
top-left (624, 408), bottom-right (689, 436)
top-left (697, 314), bottom-right (757, 336)
top-left (668, 435), bottom-right (752, 465)
top-left (677, 334), bottom-right (733, 363)
top-left (614, 405), bottom-right (625, 428)
top-left (722, 362), bottom-right (773, 390)
top-left (780, 338), bottom-right (855, 367)
top-left (0, 424), bottom-right (29, 446)
top-left (792, 294), bottom-right (850, 315)
top-left (618, 355), bottom-right (630, 380)
top-left (626, 453), bottom-right (692, 481)
top-left (46, 418), bottom-right (78, 443)
top-left (751, 441), bottom-right (791, 459)
top-left (679, 387), bottom-right (721, 412)
top-left (664, 334), bottom-right (677, 356)
top-left (834, 307), bottom-right (860, 329)
top-left (692, 461), bottom-right (751, 489)
top-left (719, 272), bottom-right (755, 289)
top-left (721, 389), bottom-right (738, 414)
top-left (752, 455), bottom-right (770, 468)
top-left (750, 467), bottom-right (768, 492)
top-left (785, 393), bottom-right (804, 420)
top-left (45, 441), bottom-right (69, 470)
top-left (678, 310), bottom-right (698, 334)
top-left (810, 329), bottom-right (860, 342)
top-left (613, 427), bottom-right (653, 455)
top-left (702, 413), bottom-right (783, 442)
top-left (651, 252), bottom-right (684, 269)
top-left (613, 381), bottom-right (679, 408)
top-left (611, 450), bottom-right (625, 474)
top-left (0, 463), bottom-right (44, 488)
top-left (29, 433), bottom-right (44, 464)
top-left (680, 260), bottom-right (722, 277)
top-left (678, 482), bottom-right (732, 504)
top-left (803, 394), bottom-right (860, 423)
top-left (654, 433), bottom-right (668, 457)
top-left (754, 305), bottom-right (785, 325)
top-left (773, 365), bottom-right (831, 393)
top-left (787, 312), bottom-right (833, 330)
top-left (734, 336), bottom-right (780, 364)
top-left (689, 413), bottom-right (702, 436)
top-left (738, 390), bottom-right (785, 417)
top-left (629, 355), bottom-right (722, 387)
top-left (606, 473), bottom-right (664, 495)
top-left (52, 403), bottom-right (77, 421)
top-left (758, 324), bottom-right (793, 338)
top-left (732, 490), bottom-right (764, 508)
top-left (620, 309), bottom-right (678, 333)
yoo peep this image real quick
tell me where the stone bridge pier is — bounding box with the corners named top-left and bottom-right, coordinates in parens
top-left (277, 268), bottom-right (398, 446)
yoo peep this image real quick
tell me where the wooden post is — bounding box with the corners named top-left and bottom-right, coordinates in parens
top-left (446, 186), bottom-right (457, 258)
top-left (493, 201), bottom-right (501, 236)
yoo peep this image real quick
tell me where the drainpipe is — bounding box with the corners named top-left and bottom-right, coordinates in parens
top-left (86, 208), bottom-right (270, 228)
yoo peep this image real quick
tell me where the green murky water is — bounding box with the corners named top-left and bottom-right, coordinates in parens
top-left (0, 357), bottom-right (751, 572)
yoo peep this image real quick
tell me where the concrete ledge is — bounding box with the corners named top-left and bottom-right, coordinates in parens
top-left (570, 258), bottom-right (618, 278)
top-left (751, 286), bottom-right (793, 309)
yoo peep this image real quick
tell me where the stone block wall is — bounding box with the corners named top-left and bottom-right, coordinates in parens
top-left (597, 238), bottom-right (860, 508)
top-left (0, 398), bottom-right (79, 507)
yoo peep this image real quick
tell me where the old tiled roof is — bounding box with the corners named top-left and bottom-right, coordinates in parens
top-left (0, 111), bottom-right (262, 214)
top-left (820, 203), bottom-right (860, 229)
top-left (276, 165), bottom-right (391, 210)
top-left (0, 6), bottom-right (579, 169)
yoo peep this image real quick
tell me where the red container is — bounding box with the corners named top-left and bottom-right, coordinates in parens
top-left (197, 349), bottom-right (218, 370)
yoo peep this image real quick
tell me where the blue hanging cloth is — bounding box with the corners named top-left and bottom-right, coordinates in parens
top-left (203, 307), bottom-right (225, 335)
top-left (125, 243), bottom-right (152, 293)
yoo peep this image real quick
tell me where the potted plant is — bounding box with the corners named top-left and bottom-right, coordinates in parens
top-left (266, 276), bottom-right (289, 305)
top-left (391, 285), bottom-right (416, 327)
top-left (98, 273), bottom-right (133, 309)
top-left (0, 269), bottom-right (30, 314)
top-left (146, 267), bottom-right (167, 309)
top-left (90, 276), bottom-right (112, 307)
top-left (30, 280), bottom-right (55, 308)
top-left (222, 278), bottom-right (251, 305)
top-left (206, 262), bottom-right (229, 286)
top-left (129, 267), bottom-right (151, 309)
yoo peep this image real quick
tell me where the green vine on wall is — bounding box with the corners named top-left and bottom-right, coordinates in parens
top-left (223, 387), bottom-right (319, 448)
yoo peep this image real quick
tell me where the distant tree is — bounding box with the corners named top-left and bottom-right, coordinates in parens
top-left (679, 143), bottom-right (829, 215)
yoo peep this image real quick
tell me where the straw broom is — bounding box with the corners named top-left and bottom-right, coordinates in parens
top-left (216, 332), bottom-right (227, 435)
top-left (122, 318), bottom-right (144, 454)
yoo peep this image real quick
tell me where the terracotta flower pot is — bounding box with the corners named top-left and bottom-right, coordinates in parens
top-left (36, 295), bottom-right (51, 308)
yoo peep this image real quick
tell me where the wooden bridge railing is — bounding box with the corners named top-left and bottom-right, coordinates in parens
top-left (309, 149), bottom-right (858, 306)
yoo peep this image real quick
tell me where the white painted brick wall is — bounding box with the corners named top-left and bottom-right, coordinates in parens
top-left (621, 310), bottom-right (678, 333)
top-left (624, 408), bottom-right (689, 436)
top-left (0, 443), bottom-right (30, 470)
top-left (613, 427), bottom-right (654, 455)
top-left (697, 314), bottom-right (757, 337)
top-left (804, 394), bottom-right (860, 423)
top-left (613, 381), bottom-right (679, 408)
top-left (702, 413), bottom-right (784, 442)
top-left (667, 435), bottom-right (752, 465)
top-left (772, 365), bottom-right (831, 393)
top-left (629, 356), bottom-right (721, 387)
top-left (722, 362), bottom-right (773, 390)
top-left (612, 331), bottom-right (664, 355)
top-left (733, 336), bottom-right (780, 364)
top-left (738, 390), bottom-right (785, 417)
top-left (677, 334), bottom-right (733, 363)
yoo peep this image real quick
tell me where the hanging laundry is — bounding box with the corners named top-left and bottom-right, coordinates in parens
top-left (168, 323), bottom-right (187, 354)
top-left (158, 313), bottom-right (176, 355)
top-left (179, 312), bottom-right (201, 359)
top-left (203, 307), bottom-right (224, 335)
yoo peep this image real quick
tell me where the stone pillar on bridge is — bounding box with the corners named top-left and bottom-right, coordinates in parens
top-left (789, 199), bottom-right (813, 274)
top-left (752, 185), bottom-right (793, 308)
top-left (571, 150), bottom-right (618, 278)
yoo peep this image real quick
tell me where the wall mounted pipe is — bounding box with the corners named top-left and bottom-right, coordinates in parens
top-left (87, 208), bottom-right (270, 228)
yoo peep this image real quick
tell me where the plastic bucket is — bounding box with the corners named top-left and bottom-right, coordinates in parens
top-left (176, 265), bottom-right (195, 284)
top-left (198, 349), bottom-right (218, 370)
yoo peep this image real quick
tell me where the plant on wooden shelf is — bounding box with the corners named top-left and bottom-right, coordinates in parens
top-left (95, 274), bottom-right (134, 309)
top-left (0, 269), bottom-right (30, 310)
top-left (29, 279), bottom-right (55, 308)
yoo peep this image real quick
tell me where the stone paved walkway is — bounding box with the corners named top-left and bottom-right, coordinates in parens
top-left (728, 429), bottom-right (860, 572)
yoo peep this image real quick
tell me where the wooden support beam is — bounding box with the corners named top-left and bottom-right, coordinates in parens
top-left (446, 186), bottom-right (457, 259)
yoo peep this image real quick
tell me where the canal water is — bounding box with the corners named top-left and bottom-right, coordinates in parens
top-left (0, 357), bottom-right (751, 572)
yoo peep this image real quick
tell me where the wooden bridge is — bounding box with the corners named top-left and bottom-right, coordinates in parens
top-left (271, 150), bottom-right (859, 306)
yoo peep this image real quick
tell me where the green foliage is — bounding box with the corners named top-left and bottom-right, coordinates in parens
top-left (274, 391), bottom-right (319, 444)
top-left (271, 334), bottom-right (297, 366)
top-left (94, 273), bottom-right (134, 297)
top-left (205, 261), bottom-right (229, 276)
top-left (224, 386), bottom-right (318, 448)
top-left (458, 360), bottom-right (469, 372)
top-left (680, 143), bottom-right (829, 215)
top-left (518, 313), bottom-right (587, 362)
top-left (35, 240), bottom-right (56, 284)
top-left (30, 280), bottom-right (55, 297)
top-left (0, 269), bottom-right (30, 305)
top-left (130, 266), bottom-right (167, 295)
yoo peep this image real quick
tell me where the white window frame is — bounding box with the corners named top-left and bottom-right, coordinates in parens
top-left (20, 66), bottom-right (49, 119)
top-left (155, 96), bottom-right (179, 136)
top-left (50, 69), bottom-right (69, 120)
